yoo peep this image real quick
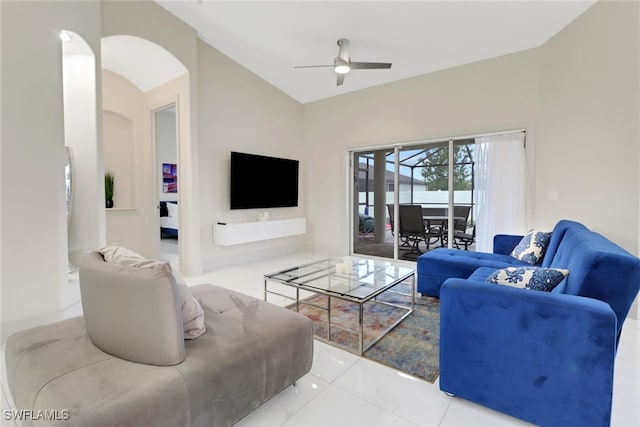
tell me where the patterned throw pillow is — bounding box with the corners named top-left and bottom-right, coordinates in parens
top-left (510, 230), bottom-right (552, 264)
top-left (486, 267), bottom-right (570, 292)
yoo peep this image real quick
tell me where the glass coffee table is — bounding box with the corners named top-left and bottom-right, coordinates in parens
top-left (264, 257), bottom-right (415, 355)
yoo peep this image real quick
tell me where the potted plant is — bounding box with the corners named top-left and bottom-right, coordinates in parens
top-left (105, 171), bottom-right (115, 208)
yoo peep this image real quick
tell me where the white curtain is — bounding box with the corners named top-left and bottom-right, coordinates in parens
top-left (474, 132), bottom-right (527, 252)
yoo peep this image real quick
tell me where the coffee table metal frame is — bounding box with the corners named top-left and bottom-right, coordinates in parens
top-left (264, 257), bottom-right (415, 355)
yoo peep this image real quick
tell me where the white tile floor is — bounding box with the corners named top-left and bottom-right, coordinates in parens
top-left (2, 250), bottom-right (639, 427)
top-left (176, 251), bottom-right (640, 427)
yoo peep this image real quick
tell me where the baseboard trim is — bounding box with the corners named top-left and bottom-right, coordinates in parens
top-left (202, 246), bottom-right (302, 272)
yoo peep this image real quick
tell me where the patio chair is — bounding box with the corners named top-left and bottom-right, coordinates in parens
top-left (422, 206), bottom-right (447, 247)
top-left (453, 205), bottom-right (472, 221)
top-left (453, 224), bottom-right (476, 250)
top-left (388, 204), bottom-right (411, 247)
top-left (398, 205), bottom-right (440, 259)
top-left (441, 205), bottom-right (474, 250)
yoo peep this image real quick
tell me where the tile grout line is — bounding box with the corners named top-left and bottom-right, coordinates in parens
top-left (437, 395), bottom-right (455, 426)
top-left (325, 357), bottom-right (423, 426)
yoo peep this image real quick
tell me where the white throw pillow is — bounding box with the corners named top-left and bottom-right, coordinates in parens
top-left (176, 283), bottom-right (206, 339)
top-left (486, 267), bottom-right (569, 292)
top-left (166, 202), bottom-right (178, 218)
top-left (99, 246), bottom-right (206, 339)
top-left (100, 246), bottom-right (169, 270)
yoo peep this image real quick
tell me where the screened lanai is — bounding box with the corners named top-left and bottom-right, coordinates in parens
top-left (352, 130), bottom-right (528, 261)
top-left (353, 139), bottom-right (477, 260)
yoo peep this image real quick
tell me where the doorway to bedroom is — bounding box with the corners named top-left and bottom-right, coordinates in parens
top-left (155, 104), bottom-right (179, 258)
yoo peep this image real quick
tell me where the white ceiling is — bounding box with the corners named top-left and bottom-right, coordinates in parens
top-left (154, 1), bottom-right (595, 104)
top-left (102, 35), bottom-right (188, 92)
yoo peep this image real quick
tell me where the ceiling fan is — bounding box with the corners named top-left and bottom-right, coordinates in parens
top-left (294, 39), bottom-right (392, 86)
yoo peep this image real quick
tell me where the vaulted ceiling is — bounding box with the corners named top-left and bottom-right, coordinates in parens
top-left (154, 1), bottom-right (595, 103)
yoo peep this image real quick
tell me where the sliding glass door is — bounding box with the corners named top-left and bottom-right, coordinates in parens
top-left (351, 139), bottom-right (478, 260)
top-left (452, 140), bottom-right (475, 249)
top-left (352, 149), bottom-right (396, 259)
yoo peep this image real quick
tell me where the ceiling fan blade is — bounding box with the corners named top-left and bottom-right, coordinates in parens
top-left (350, 62), bottom-right (392, 70)
top-left (295, 40), bottom-right (390, 86)
top-left (293, 64), bottom-right (334, 68)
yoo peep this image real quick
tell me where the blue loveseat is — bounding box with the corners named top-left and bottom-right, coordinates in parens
top-left (417, 220), bottom-right (640, 426)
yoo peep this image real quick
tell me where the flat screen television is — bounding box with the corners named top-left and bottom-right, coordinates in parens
top-left (230, 151), bottom-right (299, 210)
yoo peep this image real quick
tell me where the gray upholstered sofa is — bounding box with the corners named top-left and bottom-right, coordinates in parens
top-left (4, 250), bottom-right (314, 427)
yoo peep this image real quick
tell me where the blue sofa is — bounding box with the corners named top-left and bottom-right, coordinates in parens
top-left (417, 220), bottom-right (640, 426)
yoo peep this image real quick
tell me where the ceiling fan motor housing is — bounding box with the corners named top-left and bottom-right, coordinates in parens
top-left (337, 38), bottom-right (350, 60)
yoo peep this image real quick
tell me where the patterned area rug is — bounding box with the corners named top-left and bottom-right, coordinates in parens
top-left (290, 283), bottom-right (440, 383)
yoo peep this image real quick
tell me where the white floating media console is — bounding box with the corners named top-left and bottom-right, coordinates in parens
top-left (215, 218), bottom-right (306, 246)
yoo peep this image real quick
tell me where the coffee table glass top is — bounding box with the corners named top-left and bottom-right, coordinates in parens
top-left (265, 257), bottom-right (415, 300)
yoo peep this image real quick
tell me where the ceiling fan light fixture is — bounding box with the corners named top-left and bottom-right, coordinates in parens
top-left (334, 57), bottom-right (350, 74)
top-left (334, 63), bottom-right (350, 74)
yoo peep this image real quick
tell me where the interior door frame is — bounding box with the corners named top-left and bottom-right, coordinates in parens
top-left (150, 98), bottom-right (180, 260)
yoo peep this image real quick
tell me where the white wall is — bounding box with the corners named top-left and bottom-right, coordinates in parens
top-left (1, 0), bottom-right (201, 337)
top-left (102, 70), bottom-right (151, 255)
top-left (197, 40), bottom-right (305, 269)
top-left (303, 1), bottom-right (640, 258)
top-left (63, 42), bottom-right (102, 268)
top-left (2, 0), bottom-right (638, 333)
top-left (536, 0), bottom-right (639, 254)
top-left (538, 0), bottom-right (640, 319)
top-left (303, 49), bottom-right (540, 255)
top-left (0, 0), bottom-right (101, 337)
top-left (103, 110), bottom-right (136, 208)
top-left (0, 0), bottom-right (3, 342)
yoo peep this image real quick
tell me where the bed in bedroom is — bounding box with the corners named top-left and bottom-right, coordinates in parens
top-left (160, 201), bottom-right (178, 238)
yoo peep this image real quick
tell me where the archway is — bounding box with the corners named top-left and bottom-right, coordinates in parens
top-left (100, 35), bottom-right (192, 270)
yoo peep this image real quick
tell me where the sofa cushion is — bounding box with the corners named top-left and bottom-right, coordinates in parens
top-left (181, 284), bottom-right (314, 426)
top-left (99, 246), bottom-right (206, 340)
top-left (5, 284), bottom-right (314, 427)
top-left (510, 230), bottom-right (551, 264)
top-left (417, 248), bottom-right (531, 296)
top-left (544, 225), bottom-right (640, 334)
top-left (486, 266), bottom-right (569, 292)
top-left (540, 220), bottom-right (588, 267)
top-left (80, 251), bottom-right (186, 365)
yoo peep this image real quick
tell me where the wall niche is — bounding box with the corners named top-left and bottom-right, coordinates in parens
top-left (103, 110), bottom-right (136, 209)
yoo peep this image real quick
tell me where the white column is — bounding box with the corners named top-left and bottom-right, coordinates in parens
top-left (374, 150), bottom-right (387, 243)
